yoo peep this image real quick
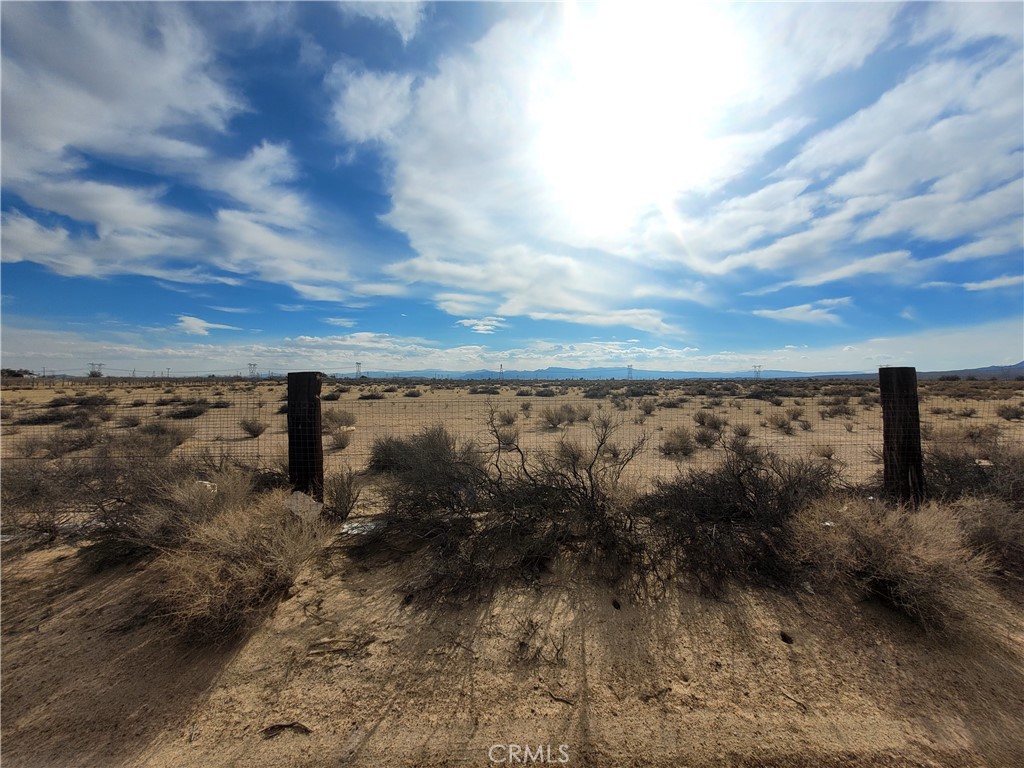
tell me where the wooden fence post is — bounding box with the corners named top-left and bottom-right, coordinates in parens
top-left (287, 371), bottom-right (324, 501)
top-left (879, 366), bottom-right (926, 505)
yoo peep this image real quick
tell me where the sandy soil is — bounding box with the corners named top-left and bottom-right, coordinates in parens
top-left (3, 539), bottom-right (1023, 767)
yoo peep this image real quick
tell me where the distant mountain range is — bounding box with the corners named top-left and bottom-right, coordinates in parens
top-left (331, 361), bottom-right (1024, 382)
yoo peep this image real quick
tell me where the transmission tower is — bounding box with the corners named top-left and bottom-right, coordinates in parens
top-left (499, 364), bottom-right (504, 380)
top-left (88, 362), bottom-right (104, 376)
top-left (355, 362), bottom-right (362, 377)
top-left (248, 362), bottom-right (258, 378)
top-left (752, 365), bottom-right (763, 379)
top-left (626, 364), bottom-right (633, 381)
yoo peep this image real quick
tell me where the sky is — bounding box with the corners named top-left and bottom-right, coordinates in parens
top-left (1, 1), bottom-right (1022, 377)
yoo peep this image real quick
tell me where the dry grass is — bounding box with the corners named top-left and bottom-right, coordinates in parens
top-left (323, 468), bottom-right (361, 522)
top-left (154, 489), bottom-right (327, 639)
top-left (789, 497), bottom-right (1006, 632)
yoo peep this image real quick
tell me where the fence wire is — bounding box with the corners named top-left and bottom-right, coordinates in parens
top-left (4, 377), bottom-right (1020, 492)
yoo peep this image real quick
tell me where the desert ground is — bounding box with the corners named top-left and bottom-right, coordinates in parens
top-left (2, 375), bottom-right (1023, 767)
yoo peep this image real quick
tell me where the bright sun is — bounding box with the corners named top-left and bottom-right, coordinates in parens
top-left (531, 2), bottom-right (752, 235)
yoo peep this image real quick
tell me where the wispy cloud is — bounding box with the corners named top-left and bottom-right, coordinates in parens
top-left (337, 2), bottom-right (425, 45)
top-left (753, 297), bottom-right (852, 325)
top-left (963, 275), bottom-right (1024, 291)
top-left (173, 315), bottom-right (242, 336)
top-left (456, 316), bottom-right (507, 334)
top-left (324, 317), bottom-right (357, 327)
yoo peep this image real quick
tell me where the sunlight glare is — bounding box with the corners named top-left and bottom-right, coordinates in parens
top-left (531, 2), bottom-right (751, 236)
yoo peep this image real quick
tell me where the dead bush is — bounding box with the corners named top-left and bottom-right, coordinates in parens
top-left (154, 490), bottom-right (327, 639)
top-left (642, 445), bottom-right (841, 597)
top-left (659, 426), bottom-right (695, 457)
top-left (951, 496), bottom-right (1024, 582)
top-left (348, 418), bottom-right (647, 600)
top-left (327, 426), bottom-right (354, 450)
top-left (367, 425), bottom-right (485, 514)
top-left (996, 403), bottom-right (1024, 421)
top-left (767, 412), bottom-right (795, 435)
top-left (324, 468), bottom-right (361, 522)
top-left (789, 498), bottom-right (1003, 632)
top-left (322, 408), bottom-right (356, 431)
top-left (693, 410), bottom-right (728, 430)
top-left (239, 418), bottom-right (267, 438)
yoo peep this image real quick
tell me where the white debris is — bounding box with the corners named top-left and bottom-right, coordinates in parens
top-left (286, 491), bottom-right (323, 522)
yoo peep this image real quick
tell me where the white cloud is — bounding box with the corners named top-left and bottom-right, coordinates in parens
top-left (859, 177), bottom-right (1022, 243)
top-left (213, 210), bottom-right (349, 297)
top-left (206, 141), bottom-right (309, 228)
top-left (523, 309), bottom-right (685, 337)
top-left (434, 293), bottom-right (493, 316)
top-left (963, 275), bottom-right (1024, 292)
top-left (3, 316), bottom-right (1021, 375)
top-left (936, 223), bottom-right (1023, 263)
top-left (1, 3), bottom-right (241, 184)
top-left (911, 3), bottom-right (1023, 50)
top-left (327, 66), bottom-right (414, 144)
top-left (455, 316), bottom-right (507, 334)
top-left (324, 317), bottom-right (357, 327)
top-left (338, 2), bottom-right (425, 45)
top-left (753, 297), bottom-right (852, 325)
top-left (174, 315), bottom-right (242, 336)
top-left (750, 251), bottom-right (920, 294)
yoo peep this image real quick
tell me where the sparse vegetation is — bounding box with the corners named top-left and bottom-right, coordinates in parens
top-left (154, 490), bottom-right (327, 638)
top-left (239, 418), bottom-right (268, 438)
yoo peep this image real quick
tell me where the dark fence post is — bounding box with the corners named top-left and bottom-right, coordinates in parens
top-left (879, 366), bottom-right (926, 505)
top-left (287, 371), bottom-right (324, 501)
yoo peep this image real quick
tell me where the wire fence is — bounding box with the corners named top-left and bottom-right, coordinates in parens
top-left (3, 376), bottom-right (1022, 491)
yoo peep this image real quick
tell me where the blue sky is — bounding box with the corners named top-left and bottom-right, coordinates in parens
top-left (2, 1), bottom-right (1022, 376)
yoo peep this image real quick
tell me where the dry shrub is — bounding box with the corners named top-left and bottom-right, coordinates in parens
top-left (322, 408), bottom-right (356, 431)
top-left (368, 426), bottom-right (484, 512)
top-left (239, 418), bottom-right (267, 438)
top-left (538, 403), bottom-right (581, 428)
top-left (155, 490), bottom-right (327, 638)
top-left (327, 426), bottom-right (354, 450)
top-left (952, 496), bottom-right (1024, 582)
top-left (166, 398), bottom-right (210, 419)
top-left (789, 498), bottom-right (1003, 632)
top-left (324, 468), bottom-right (361, 522)
top-left (133, 469), bottom-right (254, 546)
top-left (694, 426), bottom-right (720, 448)
top-left (924, 429), bottom-right (1022, 502)
top-left (996, 403), bottom-right (1024, 421)
top-left (349, 418), bottom-right (647, 600)
top-left (693, 410), bottom-right (728, 430)
top-left (642, 445), bottom-right (840, 597)
top-left (767, 412), bottom-right (795, 435)
top-left (659, 426), bottom-right (695, 457)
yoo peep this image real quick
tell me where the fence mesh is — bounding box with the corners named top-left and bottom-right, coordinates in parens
top-left (3, 376), bottom-right (1021, 491)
